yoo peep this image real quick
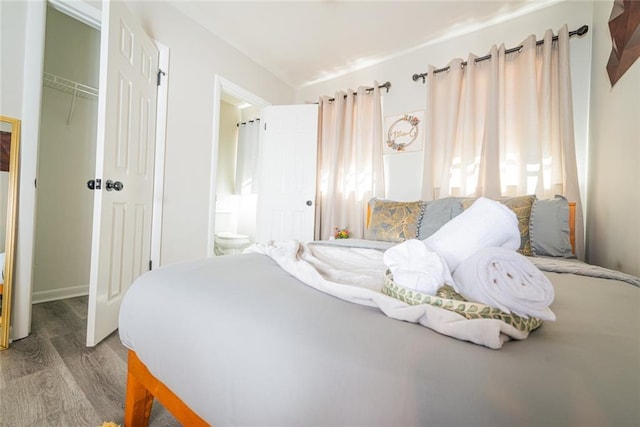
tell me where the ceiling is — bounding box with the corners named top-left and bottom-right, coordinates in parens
top-left (168, 1), bottom-right (561, 89)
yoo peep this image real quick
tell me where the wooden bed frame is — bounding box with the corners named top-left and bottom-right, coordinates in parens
top-left (125, 202), bottom-right (577, 426)
top-left (125, 350), bottom-right (209, 426)
top-left (568, 202), bottom-right (576, 254)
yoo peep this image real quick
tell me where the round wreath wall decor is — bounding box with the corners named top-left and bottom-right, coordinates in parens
top-left (386, 114), bottom-right (421, 151)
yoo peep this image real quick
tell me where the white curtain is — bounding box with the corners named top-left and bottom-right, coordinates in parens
top-left (235, 119), bottom-right (260, 195)
top-left (316, 83), bottom-right (385, 240)
top-left (421, 25), bottom-right (583, 257)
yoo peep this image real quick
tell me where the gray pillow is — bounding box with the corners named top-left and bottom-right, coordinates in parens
top-left (417, 197), bottom-right (467, 239)
top-left (529, 195), bottom-right (575, 258)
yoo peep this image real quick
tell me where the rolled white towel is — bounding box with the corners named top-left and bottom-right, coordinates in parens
top-left (452, 246), bottom-right (556, 321)
top-left (424, 197), bottom-right (520, 272)
top-left (383, 239), bottom-right (454, 295)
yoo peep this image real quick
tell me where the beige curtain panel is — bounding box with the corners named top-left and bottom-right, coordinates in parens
top-left (316, 82), bottom-right (385, 240)
top-left (421, 25), bottom-right (584, 257)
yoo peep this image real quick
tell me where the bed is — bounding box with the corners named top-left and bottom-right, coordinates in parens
top-left (119, 196), bottom-right (640, 426)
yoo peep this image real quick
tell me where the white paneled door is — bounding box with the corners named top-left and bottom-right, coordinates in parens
top-left (86, 2), bottom-right (159, 346)
top-left (256, 105), bottom-right (319, 243)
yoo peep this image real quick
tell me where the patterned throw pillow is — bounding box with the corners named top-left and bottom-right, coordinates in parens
top-left (365, 199), bottom-right (426, 242)
top-left (461, 195), bottom-right (536, 256)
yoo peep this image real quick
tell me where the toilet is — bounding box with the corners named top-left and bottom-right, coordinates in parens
top-left (214, 231), bottom-right (251, 255)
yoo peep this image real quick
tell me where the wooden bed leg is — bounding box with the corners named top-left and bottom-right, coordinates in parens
top-left (125, 350), bottom-right (210, 426)
top-left (125, 351), bottom-right (154, 427)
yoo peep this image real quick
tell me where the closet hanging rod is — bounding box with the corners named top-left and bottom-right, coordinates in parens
top-left (411, 24), bottom-right (589, 83)
top-left (325, 81), bottom-right (391, 102)
top-left (43, 72), bottom-right (98, 98)
top-left (237, 118), bottom-right (261, 127)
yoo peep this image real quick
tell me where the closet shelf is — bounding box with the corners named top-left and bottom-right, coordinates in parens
top-left (43, 72), bottom-right (98, 99)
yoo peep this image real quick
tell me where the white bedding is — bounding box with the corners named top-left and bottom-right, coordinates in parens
top-left (247, 240), bottom-right (536, 349)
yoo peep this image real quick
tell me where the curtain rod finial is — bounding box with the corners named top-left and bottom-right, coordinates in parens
top-left (412, 73), bottom-right (427, 83)
top-left (576, 25), bottom-right (589, 36)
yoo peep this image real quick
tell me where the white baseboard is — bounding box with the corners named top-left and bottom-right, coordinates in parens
top-left (32, 284), bottom-right (89, 304)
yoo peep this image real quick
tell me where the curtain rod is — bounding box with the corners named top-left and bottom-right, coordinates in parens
top-left (411, 24), bottom-right (589, 83)
top-left (236, 118), bottom-right (260, 127)
top-left (325, 81), bottom-right (391, 102)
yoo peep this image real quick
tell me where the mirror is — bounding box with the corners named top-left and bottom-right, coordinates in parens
top-left (0, 116), bottom-right (20, 350)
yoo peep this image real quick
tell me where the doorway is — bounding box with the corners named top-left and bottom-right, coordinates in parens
top-left (14, 0), bottom-right (168, 344)
top-left (32, 5), bottom-right (99, 304)
top-left (214, 94), bottom-right (261, 255)
top-left (209, 76), bottom-right (270, 257)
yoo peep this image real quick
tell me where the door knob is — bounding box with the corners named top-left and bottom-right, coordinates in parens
top-left (105, 180), bottom-right (124, 191)
top-left (306, 200), bottom-right (313, 206)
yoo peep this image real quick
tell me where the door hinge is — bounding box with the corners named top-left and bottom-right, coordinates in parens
top-left (148, 260), bottom-right (153, 271)
top-left (157, 69), bottom-right (166, 86)
top-left (264, 122), bottom-right (267, 131)
top-left (87, 178), bottom-right (102, 190)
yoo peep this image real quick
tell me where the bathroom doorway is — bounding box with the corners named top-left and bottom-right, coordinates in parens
top-left (210, 76), bottom-right (270, 256)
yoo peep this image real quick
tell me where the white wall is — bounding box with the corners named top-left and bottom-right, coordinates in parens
top-left (32, 7), bottom-right (99, 302)
top-left (0, 1), bottom-right (27, 119)
top-left (0, 0), bottom-right (43, 340)
top-left (126, 1), bottom-right (295, 265)
top-left (296, 1), bottom-right (594, 205)
top-left (586, 1), bottom-right (640, 276)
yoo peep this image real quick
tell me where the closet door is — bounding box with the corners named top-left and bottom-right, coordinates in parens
top-left (256, 104), bottom-right (318, 243)
top-left (86, 1), bottom-right (159, 346)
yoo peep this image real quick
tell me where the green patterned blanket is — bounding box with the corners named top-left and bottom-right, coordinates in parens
top-left (382, 271), bottom-right (542, 333)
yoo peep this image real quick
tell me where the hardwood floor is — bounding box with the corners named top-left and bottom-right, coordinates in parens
top-left (0, 296), bottom-right (181, 427)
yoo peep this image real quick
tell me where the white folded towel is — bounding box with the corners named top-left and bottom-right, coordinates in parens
top-left (383, 239), bottom-right (454, 295)
top-left (424, 197), bottom-right (520, 272)
top-left (452, 246), bottom-right (556, 321)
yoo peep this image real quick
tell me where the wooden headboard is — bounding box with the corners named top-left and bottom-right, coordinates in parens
top-left (569, 201), bottom-right (576, 254)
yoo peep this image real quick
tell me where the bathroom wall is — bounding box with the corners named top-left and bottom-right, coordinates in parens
top-left (215, 100), bottom-right (241, 235)
top-left (241, 105), bottom-right (261, 122)
top-left (216, 100), bottom-right (240, 199)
